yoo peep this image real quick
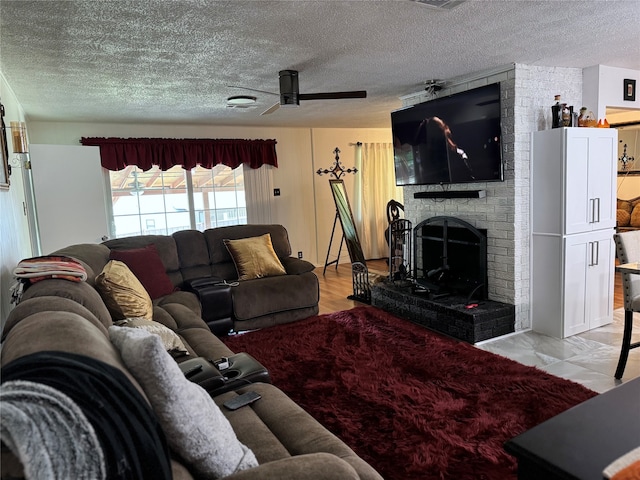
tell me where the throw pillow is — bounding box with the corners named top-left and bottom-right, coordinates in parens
top-left (618, 209), bottom-right (631, 227)
top-left (108, 326), bottom-right (258, 478)
top-left (631, 205), bottom-right (640, 228)
top-left (223, 234), bottom-right (286, 281)
top-left (109, 245), bottom-right (176, 299)
top-left (114, 318), bottom-right (189, 356)
top-left (95, 260), bottom-right (153, 320)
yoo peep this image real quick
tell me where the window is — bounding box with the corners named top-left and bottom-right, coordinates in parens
top-left (108, 164), bottom-right (246, 238)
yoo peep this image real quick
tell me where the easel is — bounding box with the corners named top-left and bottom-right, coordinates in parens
top-left (322, 209), bottom-right (344, 274)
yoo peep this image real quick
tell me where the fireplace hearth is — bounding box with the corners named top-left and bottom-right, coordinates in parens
top-left (371, 281), bottom-right (515, 344)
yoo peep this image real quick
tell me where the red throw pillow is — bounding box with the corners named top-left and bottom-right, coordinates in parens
top-left (109, 244), bottom-right (176, 299)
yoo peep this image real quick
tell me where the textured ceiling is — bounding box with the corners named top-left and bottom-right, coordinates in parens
top-left (1, 0), bottom-right (639, 128)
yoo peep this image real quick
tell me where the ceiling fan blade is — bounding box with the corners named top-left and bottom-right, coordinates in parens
top-left (227, 85), bottom-right (278, 96)
top-left (299, 91), bottom-right (367, 101)
top-left (261, 102), bottom-right (281, 115)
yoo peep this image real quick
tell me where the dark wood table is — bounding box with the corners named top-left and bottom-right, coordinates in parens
top-left (504, 378), bottom-right (640, 480)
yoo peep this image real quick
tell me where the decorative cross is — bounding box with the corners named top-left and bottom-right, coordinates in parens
top-left (619, 143), bottom-right (635, 171)
top-left (316, 147), bottom-right (358, 179)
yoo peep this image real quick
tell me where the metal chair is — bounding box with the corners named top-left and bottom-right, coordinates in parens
top-left (613, 230), bottom-right (640, 379)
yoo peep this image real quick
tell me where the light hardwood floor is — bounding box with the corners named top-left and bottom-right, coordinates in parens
top-left (315, 259), bottom-right (624, 315)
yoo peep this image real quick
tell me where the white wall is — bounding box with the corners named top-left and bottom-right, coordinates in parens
top-left (0, 74), bottom-right (33, 326)
top-left (27, 121), bottom-right (392, 267)
top-left (310, 128), bottom-right (393, 269)
top-left (584, 65), bottom-right (640, 121)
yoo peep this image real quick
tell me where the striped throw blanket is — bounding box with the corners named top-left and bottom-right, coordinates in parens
top-left (13, 255), bottom-right (87, 283)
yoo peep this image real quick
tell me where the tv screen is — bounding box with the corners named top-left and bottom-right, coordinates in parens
top-left (391, 83), bottom-right (503, 186)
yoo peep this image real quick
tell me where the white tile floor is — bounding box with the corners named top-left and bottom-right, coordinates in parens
top-left (476, 309), bottom-right (640, 393)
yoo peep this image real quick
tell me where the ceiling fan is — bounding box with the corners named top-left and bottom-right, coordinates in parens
top-left (229, 70), bottom-right (367, 116)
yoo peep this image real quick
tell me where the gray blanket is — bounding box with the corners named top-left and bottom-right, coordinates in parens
top-left (0, 380), bottom-right (106, 480)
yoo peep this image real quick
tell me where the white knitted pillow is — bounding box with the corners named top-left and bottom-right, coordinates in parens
top-left (108, 325), bottom-right (258, 478)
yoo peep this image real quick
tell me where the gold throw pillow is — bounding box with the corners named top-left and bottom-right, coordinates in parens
top-left (95, 260), bottom-right (153, 320)
top-left (223, 234), bottom-right (286, 281)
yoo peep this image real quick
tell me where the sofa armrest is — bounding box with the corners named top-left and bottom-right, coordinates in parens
top-left (280, 257), bottom-right (316, 275)
top-left (223, 453), bottom-right (362, 480)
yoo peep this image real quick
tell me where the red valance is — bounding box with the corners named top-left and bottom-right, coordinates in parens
top-left (80, 137), bottom-right (278, 171)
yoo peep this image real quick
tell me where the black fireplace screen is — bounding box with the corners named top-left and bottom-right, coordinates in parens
top-left (413, 216), bottom-right (487, 300)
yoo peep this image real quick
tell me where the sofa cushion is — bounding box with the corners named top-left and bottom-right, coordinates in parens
top-left (110, 244), bottom-right (176, 299)
top-left (20, 279), bottom-right (113, 326)
top-left (205, 225), bottom-right (292, 265)
top-left (232, 272), bottom-right (319, 322)
top-left (109, 326), bottom-right (258, 478)
top-left (114, 318), bottom-right (189, 356)
top-left (172, 230), bottom-right (214, 281)
top-left (224, 234), bottom-right (286, 281)
top-left (51, 243), bottom-right (111, 285)
top-left (103, 235), bottom-right (183, 287)
top-left (2, 296), bottom-right (110, 343)
top-left (96, 260), bottom-right (153, 320)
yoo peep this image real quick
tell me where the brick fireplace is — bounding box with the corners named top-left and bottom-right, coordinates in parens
top-left (371, 214), bottom-right (515, 343)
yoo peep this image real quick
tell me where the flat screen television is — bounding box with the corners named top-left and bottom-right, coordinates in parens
top-left (391, 83), bottom-right (503, 186)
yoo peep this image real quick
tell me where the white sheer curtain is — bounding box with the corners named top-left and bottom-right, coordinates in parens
top-left (354, 142), bottom-right (404, 260)
top-left (243, 164), bottom-right (275, 224)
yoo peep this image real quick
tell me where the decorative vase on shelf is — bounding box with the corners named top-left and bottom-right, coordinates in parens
top-left (578, 107), bottom-right (588, 127)
top-left (561, 104), bottom-right (573, 127)
top-left (551, 95), bottom-right (562, 128)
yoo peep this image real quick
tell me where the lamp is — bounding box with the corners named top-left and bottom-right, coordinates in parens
top-left (10, 121), bottom-right (28, 154)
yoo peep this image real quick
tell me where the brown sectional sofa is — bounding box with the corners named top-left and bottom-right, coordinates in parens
top-left (69, 224), bottom-right (320, 332)
top-left (1, 224), bottom-right (382, 479)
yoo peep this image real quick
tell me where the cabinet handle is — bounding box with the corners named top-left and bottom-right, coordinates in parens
top-left (596, 197), bottom-right (601, 223)
top-left (588, 241), bottom-right (599, 266)
top-left (589, 198), bottom-right (595, 224)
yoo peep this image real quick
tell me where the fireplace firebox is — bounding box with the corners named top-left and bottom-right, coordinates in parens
top-left (414, 216), bottom-right (487, 302)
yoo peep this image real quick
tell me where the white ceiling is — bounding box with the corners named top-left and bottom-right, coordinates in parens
top-left (1, 0), bottom-right (639, 129)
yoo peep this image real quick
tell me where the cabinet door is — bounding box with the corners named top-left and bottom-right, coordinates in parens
top-left (565, 130), bottom-right (617, 234)
top-left (586, 231), bottom-right (614, 329)
top-left (586, 135), bottom-right (617, 230)
top-left (563, 231), bottom-right (614, 337)
top-left (563, 235), bottom-right (590, 336)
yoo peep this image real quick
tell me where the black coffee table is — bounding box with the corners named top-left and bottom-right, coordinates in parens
top-left (504, 377), bottom-right (640, 480)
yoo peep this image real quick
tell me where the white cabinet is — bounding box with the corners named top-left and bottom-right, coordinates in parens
top-left (531, 128), bottom-right (617, 338)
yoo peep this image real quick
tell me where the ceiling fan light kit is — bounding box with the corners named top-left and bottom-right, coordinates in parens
top-left (227, 95), bottom-right (257, 106)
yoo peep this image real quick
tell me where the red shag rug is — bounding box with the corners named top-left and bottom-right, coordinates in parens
top-left (223, 306), bottom-right (597, 480)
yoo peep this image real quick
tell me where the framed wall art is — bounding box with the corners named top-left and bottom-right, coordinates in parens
top-left (0, 102), bottom-right (10, 190)
top-left (623, 78), bottom-right (636, 102)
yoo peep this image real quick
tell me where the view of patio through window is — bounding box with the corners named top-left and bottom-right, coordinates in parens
top-left (108, 164), bottom-right (246, 238)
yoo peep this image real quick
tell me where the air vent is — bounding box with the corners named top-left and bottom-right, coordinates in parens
top-left (410, 0), bottom-right (465, 9)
